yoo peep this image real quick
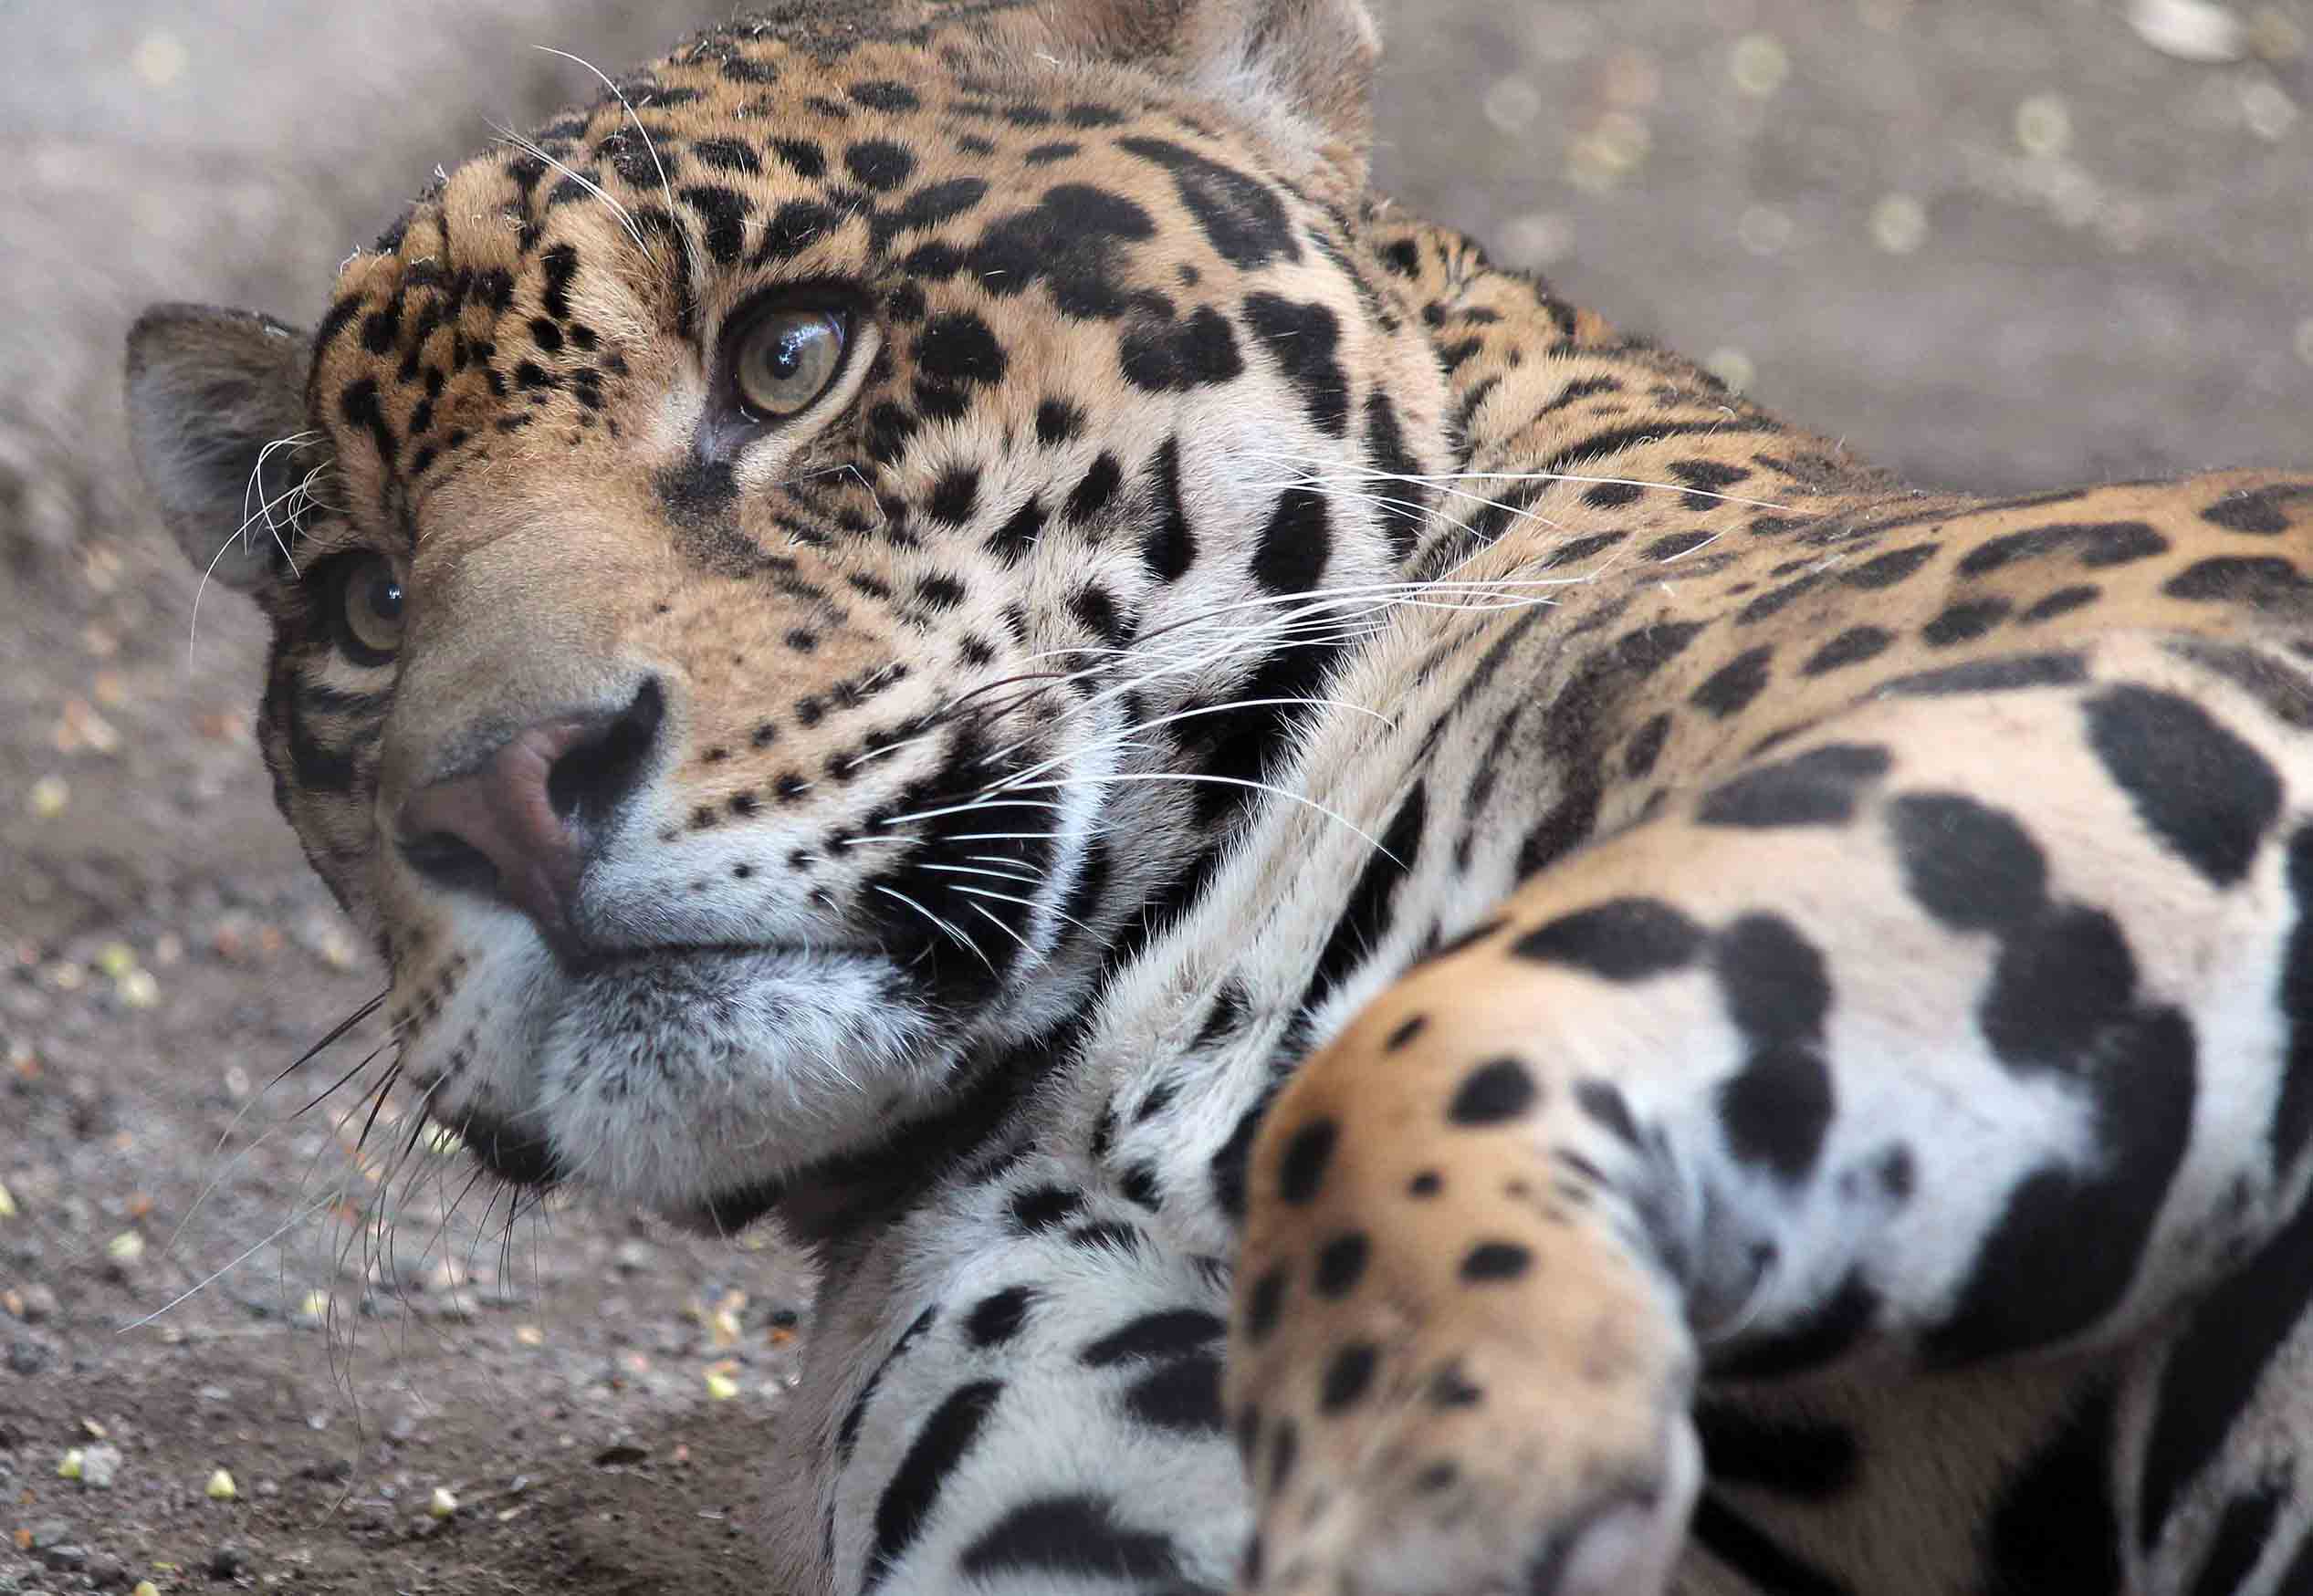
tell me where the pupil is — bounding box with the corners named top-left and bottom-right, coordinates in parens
top-left (368, 570), bottom-right (402, 621)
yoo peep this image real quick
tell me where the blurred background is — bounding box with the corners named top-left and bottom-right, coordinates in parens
top-left (1, 2), bottom-right (2308, 1591)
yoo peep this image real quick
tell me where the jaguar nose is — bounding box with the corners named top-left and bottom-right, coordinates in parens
top-left (397, 678), bottom-right (665, 948)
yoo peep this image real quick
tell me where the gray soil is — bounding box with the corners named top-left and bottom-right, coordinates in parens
top-left (2, 1), bottom-right (2308, 1591)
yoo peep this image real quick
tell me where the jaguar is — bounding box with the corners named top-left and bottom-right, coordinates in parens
top-left (124, 1), bottom-right (2313, 1591)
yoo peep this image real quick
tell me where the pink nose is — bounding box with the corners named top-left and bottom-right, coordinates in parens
top-left (396, 682), bottom-right (664, 950)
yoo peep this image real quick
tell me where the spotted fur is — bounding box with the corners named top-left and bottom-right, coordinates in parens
top-left (126, 2), bottom-right (2313, 1592)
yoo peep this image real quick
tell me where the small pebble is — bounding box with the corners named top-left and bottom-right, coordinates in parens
top-left (1869, 193), bottom-right (1930, 254)
top-left (429, 1486), bottom-right (459, 1518)
top-left (704, 1370), bottom-right (740, 1402)
top-left (9, 1338), bottom-right (53, 1375)
top-left (2129, 0), bottom-right (2247, 60)
top-left (204, 1467), bottom-right (238, 1501)
top-left (26, 775), bottom-right (69, 819)
top-left (0, 1180), bottom-right (17, 1218)
top-left (207, 1543), bottom-right (249, 1579)
top-left (2015, 93), bottom-right (2073, 158)
top-left (38, 1542), bottom-right (88, 1572)
top-left (80, 1444), bottom-right (122, 1489)
top-left (1730, 32), bottom-right (1790, 97)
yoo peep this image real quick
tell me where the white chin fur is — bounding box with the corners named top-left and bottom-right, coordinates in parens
top-left (411, 941), bottom-right (959, 1215)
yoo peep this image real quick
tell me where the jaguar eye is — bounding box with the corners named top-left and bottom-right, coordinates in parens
top-left (733, 308), bottom-right (848, 420)
top-left (331, 553), bottom-right (404, 666)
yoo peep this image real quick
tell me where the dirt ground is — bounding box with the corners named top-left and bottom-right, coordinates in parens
top-left (2, 1), bottom-right (2308, 1591)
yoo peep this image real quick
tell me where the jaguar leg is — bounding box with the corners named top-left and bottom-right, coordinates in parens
top-left (1229, 640), bottom-right (2313, 1596)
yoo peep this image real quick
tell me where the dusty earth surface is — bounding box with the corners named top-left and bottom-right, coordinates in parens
top-left (2, 1), bottom-right (2308, 1591)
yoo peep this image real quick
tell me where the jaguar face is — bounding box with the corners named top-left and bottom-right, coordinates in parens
top-left (125, 0), bottom-right (1449, 1231)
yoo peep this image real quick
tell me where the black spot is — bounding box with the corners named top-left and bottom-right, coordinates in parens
top-left (1023, 140), bottom-right (1080, 164)
top-left (1802, 627), bottom-right (1892, 675)
top-left (1460, 1242), bottom-right (1532, 1282)
top-left (680, 184), bottom-right (752, 265)
top-left (755, 199), bottom-right (843, 262)
top-left (1269, 1418), bottom-right (1299, 1486)
top-left (1983, 1384), bottom-right (2123, 1596)
top-left (1408, 1170), bottom-right (1442, 1197)
top-left (863, 1380), bottom-right (1004, 1591)
top-left (915, 311), bottom-right (1008, 390)
top-left (1691, 645), bottom-right (1776, 716)
top-left (1035, 399), bottom-right (1084, 444)
top-left (964, 183), bottom-right (1155, 318)
top-left (1575, 1080), bottom-right (1641, 1148)
top-left (1931, 1005), bottom-right (2195, 1363)
top-left (966, 1286), bottom-right (1036, 1348)
top-left (2203, 484), bottom-right (2310, 535)
top-left (1278, 1120), bottom-right (1337, 1205)
top-left (1313, 1233), bottom-right (1369, 1298)
top-left (1300, 783), bottom-right (1427, 1017)
top-left (1319, 1343), bottom-right (1377, 1413)
top-left (927, 467), bottom-right (980, 527)
top-left (1841, 543), bottom-right (1938, 589)
top-left (1882, 652), bottom-right (2087, 697)
top-left (1697, 744), bottom-right (1892, 829)
top-left (2163, 556), bottom-right (2313, 608)
top-left (849, 80), bottom-right (920, 112)
top-left (958, 1496), bottom-right (1181, 1583)
top-left (2137, 1140), bottom-right (2313, 1546)
top-left (1081, 1309), bottom-right (1224, 1367)
top-left (1888, 794), bottom-right (2048, 933)
top-left (1647, 529), bottom-right (1718, 561)
top-left (1065, 453), bottom-right (1124, 523)
top-left (1512, 899), bottom-right (1705, 980)
top-left (1115, 137), bottom-right (1300, 268)
top-left (1585, 480), bottom-right (1643, 509)
top-left (1624, 713), bottom-right (1672, 777)
top-left (1364, 393), bottom-right (1428, 560)
top-left (1250, 486), bottom-right (1331, 595)
top-left (1241, 1266), bottom-right (1287, 1341)
top-left (1069, 584), bottom-right (1130, 648)
top-left (1449, 1058), bottom-right (1538, 1125)
top-left (1116, 1161), bottom-right (1162, 1211)
top-left (1010, 1184), bottom-right (1084, 1234)
top-left (2277, 826), bottom-right (2313, 1173)
top-left (987, 497), bottom-right (1047, 564)
top-left (1515, 782), bottom-right (1600, 881)
top-left (1142, 437), bottom-right (1198, 582)
top-left (769, 138), bottom-right (826, 179)
top-left (2020, 585), bottom-right (2099, 624)
top-left (868, 177), bottom-right (992, 256)
top-left (1921, 598), bottom-right (2012, 646)
top-left (1711, 916), bottom-right (1835, 1183)
top-left (1241, 293), bottom-right (1350, 436)
top-left (844, 139), bottom-right (916, 191)
top-left (692, 137), bottom-right (760, 173)
top-left (1120, 307), bottom-right (1245, 391)
top-left (1124, 1352), bottom-right (1225, 1434)
top-left (1958, 520), bottom-right (2168, 576)
top-left (2084, 684), bottom-right (2281, 888)
top-left (1385, 1015), bottom-right (1428, 1051)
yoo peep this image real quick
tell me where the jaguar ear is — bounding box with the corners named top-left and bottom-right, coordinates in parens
top-left (124, 302), bottom-right (317, 593)
top-left (1037, 0), bottom-right (1382, 193)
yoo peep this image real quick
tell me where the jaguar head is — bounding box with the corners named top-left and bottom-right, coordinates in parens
top-left (124, 0), bottom-right (1448, 1234)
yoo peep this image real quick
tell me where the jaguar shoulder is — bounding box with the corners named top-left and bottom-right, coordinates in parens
top-left (124, 3), bottom-right (2313, 1594)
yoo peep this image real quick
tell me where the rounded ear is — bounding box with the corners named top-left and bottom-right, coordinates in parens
top-left (123, 302), bottom-right (318, 593)
top-left (1035, 0), bottom-right (1381, 194)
